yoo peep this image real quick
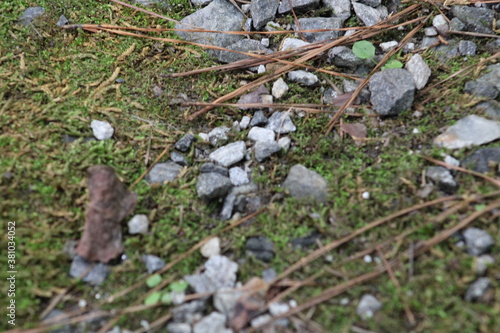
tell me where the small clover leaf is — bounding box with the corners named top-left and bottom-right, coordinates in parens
top-left (382, 59), bottom-right (403, 70)
top-left (144, 291), bottom-right (161, 305)
top-left (352, 40), bottom-right (376, 59)
top-left (146, 274), bottom-right (162, 288)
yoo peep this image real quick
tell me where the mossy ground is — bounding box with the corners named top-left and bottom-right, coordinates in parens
top-left (1, 1), bottom-right (499, 332)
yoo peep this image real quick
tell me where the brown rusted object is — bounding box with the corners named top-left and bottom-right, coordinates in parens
top-left (76, 165), bottom-right (137, 263)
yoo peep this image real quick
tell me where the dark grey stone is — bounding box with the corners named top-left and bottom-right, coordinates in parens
top-left (449, 17), bottom-right (466, 31)
top-left (476, 100), bottom-right (500, 120)
top-left (251, 0), bottom-right (279, 30)
top-left (249, 110), bottom-right (268, 127)
top-left (200, 163), bottom-right (229, 176)
top-left (369, 68), bottom-right (415, 116)
top-left (463, 227), bottom-right (494, 256)
top-left (246, 236), bottom-right (275, 262)
top-left (328, 46), bottom-right (364, 69)
top-left (464, 81), bottom-right (498, 99)
top-left (278, 0), bottom-right (320, 14)
top-left (290, 231), bottom-right (321, 249)
top-left (170, 151), bottom-right (188, 166)
top-left (322, 0), bottom-right (351, 19)
top-left (146, 162), bottom-right (183, 184)
top-left (18, 6), bottom-right (45, 25)
top-left (477, 64), bottom-right (500, 91)
top-left (196, 173), bottom-right (232, 200)
top-left (295, 17), bottom-right (345, 43)
top-left (142, 254), bottom-right (165, 274)
top-left (216, 39), bottom-right (272, 63)
top-left (56, 15), bottom-right (68, 27)
top-left (434, 40), bottom-right (460, 61)
top-left (465, 278), bottom-right (491, 302)
top-left (458, 40), bottom-right (477, 56)
top-left (358, 0), bottom-right (381, 7)
top-left (322, 87), bottom-right (339, 104)
top-left (220, 183), bottom-right (258, 220)
top-left (425, 166), bottom-right (458, 193)
top-left (254, 140), bottom-right (281, 162)
top-left (352, 2), bottom-right (387, 27)
top-left (282, 164), bottom-right (328, 203)
top-left (175, 133), bottom-right (195, 152)
top-left (451, 5), bottom-right (494, 34)
top-left (69, 255), bottom-right (110, 286)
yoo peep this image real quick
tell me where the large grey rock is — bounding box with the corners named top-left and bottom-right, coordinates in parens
top-left (322, 0), bottom-right (351, 19)
top-left (433, 115), bottom-right (500, 149)
top-left (450, 5), bottom-right (494, 34)
top-left (352, 2), bottom-right (387, 27)
top-left (266, 112), bottom-right (297, 134)
top-left (69, 255), bottom-right (110, 286)
top-left (254, 140), bottom-right (281, 161)
top-left (295, 17), bottom-right (345, 43)
top-left (196, 173), bottom-right (232, 200)
top-left (405, 54), bottom-right (431, 90)
top-left (209, 141), bottom-right (247, 167)
top-left (463, 228), bottom-right (494, 256)
top-left (465, 278), bottom-right (491, 302)
top-left (462, 147), bottom-right (500, 173)
top-left (283, 164), bottom-right (328, 203)
top-left (216, 39), bottom-right (272, 63)
top-left (369, 68), bottom-right (415, 116)
top-left (425, 166), bottom-right (457, 193)
top-left (251, 0), bottom-right (279, 30)
top-left (357, 294), bottom-right (382, 319)
top-left (175, 0), bottom-right (244, 54)
top-left (147, 162), bottom-right (183, 184)
top-left (278, 0), bottom-right (320, 14)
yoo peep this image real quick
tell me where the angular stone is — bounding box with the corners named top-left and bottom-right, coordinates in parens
top-left (254, 140), bottom-right (281, 162)
top-left (295, 17), bottom-right (345, 43)
top-left (379, 40), bottom-right (398, 52)
top-left (193, 312), bottom-right (228, 333)
top-left (246, 236), bottom-right (275, 262)
top-left (358, 0), bottom-right (381, 7)
top-left (328, 46), bottom-right (364, 69)
top-left (450, 5), bottom-right (494, 34)
top-left (280, 37), bottom-right (310, 51)
top-left (266, 112), bottom-right (297, 134)
top-left (127, 214), bottom-right (149, 234)
top-left (220, 183), bottom-right (259, 220)
top-left (463, 228), bottom-right (494, 256)
top-left (458, 40), bottom-right (477, 56)
top-left (353, 2), bottom-right (387, 27)
top-left (465, 278), bottom-right (491, 302)
top-left (175, 133), bottom-right (195, 152)
top-left (70, 255), bottom-right (110, 286)
top-left (216, 39), bottom-right (272, 63)
top-left (142, 254), bottom-right (165, 274)
top-left (476, 100), bottom-right (500, 120)
top-left (405, 54), bottom-right (431, 90)
top-left (287, 70), bottom-right (319, 86)
top-left (147, 162), bottom-right (183, 184)
top-left (434, 115), bottom-right (500, 149)
top-left (209, 141), bottom-right (247, 167)
top-left (196, 173), bottom-right (232, 200)
top-left (272, 78), bottom-right (289, 99)
top-left (249, 110), bottom-right (268, 127)
top-left (278, 0), bottom-right (320, 15)
top-left (248, 126), bottom-right (275, 142)
top-left (200, 237), bottom-right (221, 258)
top-left (251, 0), bottom-right (279, 30)
top-left (18, 6), bottom-right (45, 25)
top-left (462, 147), bottom-right (500, 173)
top-left (449, 17), bottom-right (465, 31)
top-left (229, 167), bottom-right (250, 186)
top-left (283, 164), bottom-right (328, 202)
top-left (208, 127), bottom-right (230, 146)
top-left (90, 120), bottom-right (114, 140)
top-left (322, 0), bottom-right (351, 19)
top-left (369, 68), bottom-right (415, 116)
top-left (425, 166), bottom-right (457, 193)
top-left (237, 85), bottom-right (269, 110)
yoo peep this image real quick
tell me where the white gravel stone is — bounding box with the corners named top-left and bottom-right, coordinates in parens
top-left (240, 116), bottom-right (251, 130)
top-left (257, 64), bottom-right (266, 74)
top-left (128, 214), bottom-right (149, 235)
top-left (288, 70), bottom-right (319, 86)
top-left (444, 155), bottom-right (460, 169)
top-left (91, 120), bottom-right (114, 140)
top-left (362, 191), bottom-right (370, 200)
top-left (280, 37), bottom-right (310, 51)
top-left (229, 167), bottom-right (250, 186)
top-left (379, 41), bottom-right (398, 52)
top-left (424, 27), bottom-right (438, 36)
top-left (405, 54), bottom-right (431, 90)
top-left (432, 14), bottom-right (448, 29)
top-left (209, 141), bottom-right (247, 167)
top-left (201, 237), bottom-right (221, 258)
top-left (277, 136), bottom-right (291, 152)
top-left (272, 78), bottom-right (289, 99)
top-left (261, 38), bottom-right (270, 47)
top-left (357, 294), bottom-right (382, 319)
top-left (248, 126), bottom-right (275, 142)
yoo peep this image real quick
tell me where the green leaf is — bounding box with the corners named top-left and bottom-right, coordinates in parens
top-left (352, 41), bottom-right (375, 59)
top-left (144, 291), bottom-right (161, 305)
top-left (146, 274), bottom-right (162, 288)
top-left (170, 280), bottom-right (188, 293)
top-left (381, 60), bottom-right (403, 70)
top-left (161, 293), bottom-right (173, 304)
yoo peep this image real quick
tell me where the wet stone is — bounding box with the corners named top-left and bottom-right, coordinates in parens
top-left (246, 236), bottom-right (275, 262)
top-left (142, 254), bottom-right (165, 274)
top-left (146, 162), bottom-right (183, 184)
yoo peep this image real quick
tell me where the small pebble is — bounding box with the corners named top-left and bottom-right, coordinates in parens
top-left (127, 214), bottom-right (149, 235)
top-left (201, 237), bottom-right (221, 258)
top-left (362, 191), bottom-right (370, 199)
top-left (90, 120), bottom-right (114, 140)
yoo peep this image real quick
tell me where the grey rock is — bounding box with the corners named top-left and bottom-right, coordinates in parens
top-left (237, 85), bottom-right (269, 110)
top-left (272, 78), bottom-right (289, 99)
top-left (464, 81), bottom-right (498, 99)
top-left (262, 267), bottom-right (277, 282)
top-left (56, 15), bottom-right (68, 27)
top-left (369, 68), bottom-right (415, 116)
top-left (216, 39), bottom-right (272, 63)
top-left (425, 166), bottom-right (457, 193)
top-left (167, 323), bottom-right (191, 333)
top-left (205, 255), bottom-right (239, 290)
top-left (191, 0), bottom-right (213, 5)
top-left (261, 38), bottom-right (270, 47)
top-left (196, 173), bottom-right (232, 200)
top-left (278, 136), bottom-right (291, 152)
top-left (171, 300), bottom-right (206, 324)
top-left (70, 255), bottom-right (110, 286)
top-left (434, 115), bottom-right (500, 149)
top-left (209, 141), bottom-right (247, 167)
top-left (214, 288), bottom-right (243, 319)
top-left (424, 27), bottom-right (438, 36)
top-left (463, 227), bottom-right (494, 256)
top-left (147, 162), bottom-right (183, 183)
top-left (432, 14), bottom-right (448, 29)
top-left (142, 254), bottom-right (165, 273)
top-left (476, 100), bottom-right (500, 120)
top-left (352, 2), bottom-right (387, 27)
top-left (175, 0), bottom-right (244, 54)
top-left (200, 163), bottom-right (229, 176)
top-left (358, 0), bottom-right (381, 7)
top-left (465, 278), bottom-right (491, 302)
top-left (254, 140), bottom-right (281, 162)
top-left (379, 40), bottom-right (398, 51)
top-left (322, 87), bottom-right (339, 104)
top-left (477, 64), bottom-right (500, 91)
top-left (246, 236), bottom-right (275, 262)
top-left (420, 36), bottom-right (439, 48)
top-left (278, 0), bottom-right (320, 15)
top-left (18, 6), bottom-right (45, 25)
top-left (283, 164), bottom-right (328, 203)
top-left (240, 116), bottom-right (251, 129)
top-left (91, 120), bottom-right (114, 140)
top-left (449, 17), bottom-right (466, 31)
top-left (208, 127), bottom-right (230, 146)
top-left (322, 0), bottom-right (351, 19)
top-left (287, 70), bottom-right (319, 86)
top-left (193, 312), bottom-right (229, 333)
top-left (295, 17), bottom-right (345, 43)
top-left (229, 167), bottom-right (250, 186)
top-left (249, 110), bottom-right (268, 127)
top-left (450, 5), bottom-right (494, 34)
top-left (127, 214), bottom-right (149, 234)
top-left (357, 294), bottom-right (382, 319)
top-left (405, 54), bottom-right (431, 90)
top-left (327, 46), bottom-right (364, 69)
top-left (171, 151), bottom-right (188, 166)
top-left (458, 40), bottom-right (477, 56)
top-left (280, 37), bottom-right (311, 51)
top-left (175, 133), bottom-right (195, 152)
top-left (251, 0), bottom-right (279, 30)
top-left (220, 183), bottom-right (258, 220)
top-left (266, 112), bottom-right (297, 134)
top-left (434, 40), bottom-right (460, 61)
top-left (474, 255), bottom-right (495, 276)
top-left (248, 126), bottom-right (275, 142)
